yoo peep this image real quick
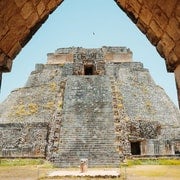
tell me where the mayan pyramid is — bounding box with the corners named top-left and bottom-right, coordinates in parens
top-left (0, 46), bottom-right (179, 167)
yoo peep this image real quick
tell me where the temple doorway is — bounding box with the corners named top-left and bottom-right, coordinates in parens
top-left (131, 142), bottom-right (141, 155)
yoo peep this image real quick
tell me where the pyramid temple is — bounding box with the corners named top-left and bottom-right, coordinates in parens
top-left (0, 46), bottom-right (179, 167)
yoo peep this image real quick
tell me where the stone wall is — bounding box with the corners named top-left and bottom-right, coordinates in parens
top-left (106, 62), bottom-right (180, 156)
top-left (0, 122), bottom-right (49, 157)
top-left (47, 46), bottom-right (132, 65)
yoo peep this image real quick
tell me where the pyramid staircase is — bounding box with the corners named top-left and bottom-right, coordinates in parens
top-left (49, 75), bottom-right (120, 167)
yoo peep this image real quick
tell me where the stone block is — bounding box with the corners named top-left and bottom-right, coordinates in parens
top-left (37, 1), bottom-right (46, 16)
top-left (157, 0), bottom-right (177, 17)
top-left (139, 6), bottom-right (152, 25)
top-left (166, 17), bottom-right (180, 41)
top-left (174, 41), bottom-right (180, 59)
top-left (8, 42), bottom-right (22, 59)
top-left (47, 0), bottom-right (58, 12)
top-left (115, 0), bottom-right (126, 9)
top-left (15, 0), bottom-right (28, 8)
top-left (146, 28), bottom-right (159, 46)
top-left (125, 1), bottom-right (140, 22)
top-left (167, 50), bottom-right (179, 71)
top-left (0, 1), bottom-right (18, 22)
top-left (0, 17), bottom-right (9, 41)
top-left (0, 56), bottom-right (12, 72)
top-left (137, 19), bottom-right (147, 34)
top-left (126, 0), bottom-right (141, 15)
top-left (0, 31), bottom-right (18, 54)
top-left (21, 1), bottom-right (34, 19)
top-left (147, 20), bottom-right (163, 45)
top-left (157, 33), bottom-right (175, 58)
top-left (137, 19), bottom-right (148, 34)
top-left (152, 6), bottom-right (168, 29)
top-left (175, 2), bottom-right (180, 21)
top-left (32, 0), bottom-right (41, 6)
top-left (26, 12), bottom-right (39, 28)
top-left (8, 13), bottom-right (27, 33)
top-left (144, 0), bottom-right (157, 9)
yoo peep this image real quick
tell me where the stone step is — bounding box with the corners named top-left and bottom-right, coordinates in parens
top-left (49, 76), bottom-right (120, 167)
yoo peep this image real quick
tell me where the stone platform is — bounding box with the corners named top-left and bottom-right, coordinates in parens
top-left (48, 168), bottom-right (120, 178)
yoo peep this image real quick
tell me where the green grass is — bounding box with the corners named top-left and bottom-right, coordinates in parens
top-left (122, 158), bottom-right (180, 167)
top-left (1, 158), bottom-right (179, 167)
top-left (0, 158), bottom-right (52, 167)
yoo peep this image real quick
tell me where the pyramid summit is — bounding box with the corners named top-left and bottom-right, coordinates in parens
top-left (0, 46), bottom-right (179, 167)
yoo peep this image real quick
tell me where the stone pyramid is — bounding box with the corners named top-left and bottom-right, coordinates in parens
top-left (0, 47), bottom-right (179, 167)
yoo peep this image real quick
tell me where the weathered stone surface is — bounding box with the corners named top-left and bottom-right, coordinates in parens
top-left (0, 123), bottom-right (48, 157)
top-left (0, 51), bottom-right (12, 72)
top-left (37, 1), bottom-right (46, 16)
top-left (21, 1), bottom-right (34, 19)
top-left (157, 34), bottom-right (175, 58)
top-left (157, 0), bottom-right (177, 18)
top-left (0, 47), bottom-right (179, 167)
top-left (139, 6), bottom-right (152, 26)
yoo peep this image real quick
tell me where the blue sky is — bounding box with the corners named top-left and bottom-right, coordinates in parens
top-left (0, 0), bottom-right (178, 106)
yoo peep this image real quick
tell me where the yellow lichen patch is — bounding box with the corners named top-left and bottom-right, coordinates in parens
top-left (117, 103), bottom-right (123, 109)
top-left (117, 95), bottom-right (123, 100)
top-left (57, 101), bottom-right (63, 110)
top-left (14, 105), bottom-right (27, 116)
top-left (44, 102), bottom-right (55, 109)
top-left (145, 100), bottom-right (152, 111)
top-left (141, 86), bottom-right (148, 94)
top-left (59, 63), bottom-right (64, 67)
top-left (49, 82), bottom-right (57, 91)
top-left (28, 103), bottom-right (38, 113)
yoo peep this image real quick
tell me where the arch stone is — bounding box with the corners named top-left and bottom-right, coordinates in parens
top-left (0, 0), bottom-right (179, 107)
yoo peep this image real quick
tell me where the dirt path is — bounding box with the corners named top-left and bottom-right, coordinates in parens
top-left (122, 165), bottom-right (180, 180)
top-left (0, 165), bottom-right (179, 180)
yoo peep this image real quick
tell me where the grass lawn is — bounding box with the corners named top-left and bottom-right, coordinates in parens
top-left (0, 158), bottom-right (179, 180)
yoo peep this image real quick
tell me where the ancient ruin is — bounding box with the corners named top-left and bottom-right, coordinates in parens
top-left (0, 46), bottom-right (179, 167)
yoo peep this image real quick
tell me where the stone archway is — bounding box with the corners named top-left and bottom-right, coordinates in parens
top-left (0, 0), bottom-right (179, 107)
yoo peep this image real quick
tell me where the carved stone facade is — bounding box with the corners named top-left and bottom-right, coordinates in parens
top-left (0, 47), bottom-right (179, 167)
